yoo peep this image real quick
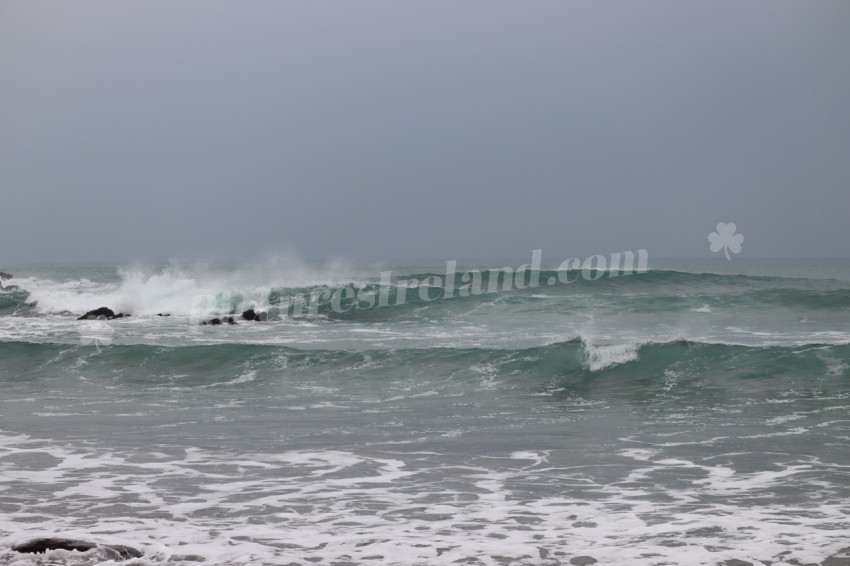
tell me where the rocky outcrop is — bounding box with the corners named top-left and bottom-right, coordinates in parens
top-left (241, 309), bottom-right (268, 321)
top-left (201, 316), bottom-right (236, 326)
top-left (12, 537), bottom-right (142, 560)
top-left (171, 553), bottom-right (206, 562)
top-left (77, 307), bottom-right (130, 320)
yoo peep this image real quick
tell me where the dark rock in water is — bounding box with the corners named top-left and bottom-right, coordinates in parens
top-left (13, 538), bottom-right (96, 553)
top-left (171, 554), bottom-right (206, 562)
top-left (77, 307), bottom-right (130, 320)
top-left (241, 309), bottom-right (269, 321)
top-left (104, 544), bottom-right (143, 559)
top-left (157, 313), bottom-right (171, 317)
top-left (201, 316), bottom-right (236, 326)
top-left (11, 538), bottom-right (142, 560)
top-left (78, 307), bottom-right (115, 320)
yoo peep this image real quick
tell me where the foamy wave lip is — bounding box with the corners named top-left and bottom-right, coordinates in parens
top-left (580, 340), bottom-right (641, 371)
top-left (23, 258), bottom-right (370, 318)
top-left (24, 278), bottom-right (111, 315)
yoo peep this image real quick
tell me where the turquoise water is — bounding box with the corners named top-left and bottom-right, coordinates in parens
top-left (1, 258), bottom-right (849, 565)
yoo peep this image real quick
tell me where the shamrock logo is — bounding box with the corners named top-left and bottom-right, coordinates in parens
top-left (78, 320), bottom-right (115, 352)
top-left (708, 222), bottom-right (744, 260)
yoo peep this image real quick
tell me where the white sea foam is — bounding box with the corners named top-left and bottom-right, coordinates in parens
top-left (24, 258), bottom-right (368, 318)
top-left (580, 340), bottom-right (641, 371)
top-left (1, 431), bottom-right (847, 566)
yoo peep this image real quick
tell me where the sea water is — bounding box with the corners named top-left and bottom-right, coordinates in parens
top-left (1, 258), bottom-right (849, 565)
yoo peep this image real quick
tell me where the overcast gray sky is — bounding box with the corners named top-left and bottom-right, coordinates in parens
top-left (1, 1), bottom-right (848, 263)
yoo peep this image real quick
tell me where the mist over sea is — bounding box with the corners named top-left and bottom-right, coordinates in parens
top-left (1, 258), bottom-right (849, 565)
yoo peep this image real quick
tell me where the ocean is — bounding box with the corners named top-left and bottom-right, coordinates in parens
top-left (0, 257), bottom-right (848, 566)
